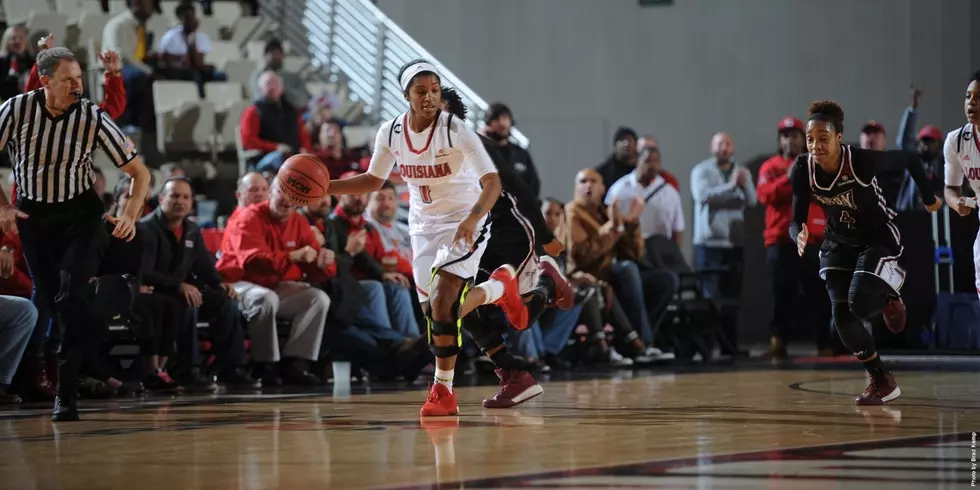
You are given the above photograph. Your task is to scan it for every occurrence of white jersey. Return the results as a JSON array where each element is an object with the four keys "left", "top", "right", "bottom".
[
  {"left": 944, "top": 123, "right": 980, "bottom": 196},
  {"left": 368, "top": 111, "right": 497, "bottom": 234}
]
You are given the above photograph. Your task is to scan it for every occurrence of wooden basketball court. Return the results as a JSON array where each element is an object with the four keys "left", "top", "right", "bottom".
[{"left": 1, "top": 360, "right": 977, "bottom": 489}]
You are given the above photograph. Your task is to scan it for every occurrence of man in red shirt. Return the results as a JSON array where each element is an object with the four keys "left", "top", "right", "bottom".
[
  {"left": 216, "top": 184, "right": 333, "bottom": 386},
  {"left": 756, "top": 117, "right": 833, "bottom": 358},
  {"left": 239, "top": 72, "right": 311, "bottom": 173}
]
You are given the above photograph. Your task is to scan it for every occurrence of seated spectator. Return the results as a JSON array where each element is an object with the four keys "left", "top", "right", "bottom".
[
  {"left": 240, "top": 71, "right": 311, "bottom": 172},
  {"left": 103, "top": 0, "right": 159, "bottom": 129},
  {"left": 606, "top": 136, "right": 685, "bottom": 249},
  {"left": 140, "top": 177, "right": 257, "bottom": 389},
  {"left": 0, "top": 25, "right": 34, "bottom": 100},
  {"left": 327, "top": 180, "right": 420, "bottom": 338},
  {"left": 540, "top": 198, "right": 655, "bottom": 366},
  {"left": 230, "top": 171, "right": 271, "bottom": 221},
  {"left": 565, "top": 169, "right": 676, "bottom": 361},
  {"left": 365, "top": 180, "right": 413, "bottom": 275},
  {"left": 311, "top": 118, "right": 358, "bottom": 177},
  {"left": 249, "top": 38, "right": 311, "bottom": 109},
  {"left": 157, "top": 2, "right": 226, "bottom": 96},
  {"left": 216, "top": 184, "right": 332, "bottom": 386},
  {"left": 0, "top": 296, "right": 36, "bottom": 404}
]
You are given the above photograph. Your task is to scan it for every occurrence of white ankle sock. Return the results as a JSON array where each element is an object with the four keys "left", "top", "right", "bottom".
[
  {"left": 476, "top": 279, "right": 506, "bottom": 305},
  {"left": 434, "top": 368, "right": 454, "bottom": 391}
]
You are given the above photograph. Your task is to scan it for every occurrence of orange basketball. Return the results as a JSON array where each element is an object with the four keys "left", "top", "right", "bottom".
[{"left": 276, "top": 154, "right": 330, "bottom": 206}]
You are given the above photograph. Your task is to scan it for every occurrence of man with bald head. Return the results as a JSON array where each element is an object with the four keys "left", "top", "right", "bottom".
[
  {"left": 239, "top": 71, "right": 312, "bottom": 172},
  {"left": 690, "top": 132, "right": 756, "bottom": 357},
  {"left": 565, "top": 169, "right": 677, "bottom": 361}
]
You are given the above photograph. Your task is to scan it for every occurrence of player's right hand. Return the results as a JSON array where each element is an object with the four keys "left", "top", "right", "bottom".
[
  {"left": 0, "top": 205, "right": 27, "bottom": 234},
  {"left": 950, "top": 197, "right": 974, "bottom": 217},
  {"left": 796, "top": 224, "right": 809, "bottom": 257},
  {"left": 924, "top": 195, "right": 943, "bottom": 213},
  {"left": 289, "top": 245, "right": 317, "bottom": 264}
]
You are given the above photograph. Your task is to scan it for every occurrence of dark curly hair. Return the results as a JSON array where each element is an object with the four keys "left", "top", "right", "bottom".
[
  {"left": 440, "top": 87, "right": 467, "bottom": 120},
  {"left": 807, "top": 100, "right": 844, "bottom": 133}
]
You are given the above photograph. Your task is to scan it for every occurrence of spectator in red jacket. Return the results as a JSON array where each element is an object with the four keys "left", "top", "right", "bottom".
[
  {"left": 756, "top": 117, "right": 833, "bottom": 358},
  {"left": 239, "top": 71, "right": 312, "bottom": 173},
  {"left": 215, "top": 184, "right": 332, "bottom": 386}
]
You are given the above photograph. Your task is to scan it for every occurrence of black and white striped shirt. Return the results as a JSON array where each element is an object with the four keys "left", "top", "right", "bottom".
[{"left": 0, "top": 90, "right": 138, "bottom": 203}]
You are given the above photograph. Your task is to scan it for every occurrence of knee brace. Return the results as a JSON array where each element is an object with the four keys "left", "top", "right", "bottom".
[
  {"left": 427, "top": 319, "right": 461, "bottom": 358},
  {"left": 848, "top": 280, "right": 888, "bottom": 322}
]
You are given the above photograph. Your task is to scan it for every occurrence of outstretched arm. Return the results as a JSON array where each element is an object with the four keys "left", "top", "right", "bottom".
[{"left": 788, "top": 157, "right": 811, "bottom": 242}]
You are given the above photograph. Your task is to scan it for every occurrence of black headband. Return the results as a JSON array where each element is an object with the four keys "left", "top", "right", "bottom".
[{"left": 808, "top": 113, "right": 842, "bottom": 132}]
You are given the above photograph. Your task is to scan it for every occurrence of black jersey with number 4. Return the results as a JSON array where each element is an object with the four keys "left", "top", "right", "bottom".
[{"left": 789, "top": 145, "right": 937, "bottom": 249}]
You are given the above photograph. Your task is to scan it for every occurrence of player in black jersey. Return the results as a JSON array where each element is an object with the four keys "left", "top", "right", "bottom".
[
  {"left": 790, "top": 100, "right": 941, "bottom": 405},
  {"left": 435, "top": 87, "right": 574, "bottom": 408}
]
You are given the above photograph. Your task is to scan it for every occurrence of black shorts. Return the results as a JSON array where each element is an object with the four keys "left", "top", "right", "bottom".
[
  {"left": 476, "top": 226, "right": 536, "bottom": 287},
  {"left": 818, "top": 240, "right": 905, "bottom": 294}
]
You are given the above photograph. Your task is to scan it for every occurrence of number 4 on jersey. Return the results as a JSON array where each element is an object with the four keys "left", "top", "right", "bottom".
[
  {"left": 840, "top": 210, "right": 856, "bottom": 228},
  {"left": 420, "top": 185, "right": 432, "bottom": 203}
]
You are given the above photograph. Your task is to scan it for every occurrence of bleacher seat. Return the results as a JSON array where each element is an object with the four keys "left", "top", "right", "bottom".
[
  {"left": 230, "top": 17, "right": 266, "bottom": 48},
  {"left": 204, "top": 81, "right": 244, "bottom": 110},
  {"left": 208, "top": 41, "right": 243, "bottom": 69},
  {"left": 215, "top": 99, "right": 250, "bottom": 155},
  {"left": 153, "top": 81, "right": 216, "bottom": 154},
  {"left": 55, "top": 0, "right": 87, "bottom": 25},
  {"left": 223, "top": 59, "right": 258, "bottom": 97},
  {"left": 3, "top": 0, "right": 51, "bottom": 24},
  {"left": 27, "top": 12, "right": 68, "bottom": 49}
]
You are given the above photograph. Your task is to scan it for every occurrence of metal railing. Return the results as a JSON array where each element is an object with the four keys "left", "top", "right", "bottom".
[{"left": 265, "top": 0, "right": 530, "bottom": 148}]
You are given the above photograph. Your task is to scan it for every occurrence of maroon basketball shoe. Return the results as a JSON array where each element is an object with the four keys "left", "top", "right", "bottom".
[
  {"left": 539, "top": 256, "right": 574, "bottom": 310},
  {"left": 483, "top": 369, "right": 544, "bottom": 408},
  {"left": 490, "top": 265, "right": 529, "bottom": 330},
  {"left": 855, "top": 372, "right": 901, "bottom": 405},
  {"left": 882, "top": 297, "right": 906, "bottom": 333}
]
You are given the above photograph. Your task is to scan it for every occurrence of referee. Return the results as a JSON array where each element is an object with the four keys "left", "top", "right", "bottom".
[{"left": 0, "top": 47, "right": 150, "bottom": 421}]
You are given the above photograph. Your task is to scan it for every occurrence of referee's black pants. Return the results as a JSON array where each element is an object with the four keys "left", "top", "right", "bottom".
[{"left": 16, "top": 190, "right": 109, "bottom": 397}]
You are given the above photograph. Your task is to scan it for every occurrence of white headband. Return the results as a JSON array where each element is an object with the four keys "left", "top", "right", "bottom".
[{"left": 400, "top": 61, "right": 439, "bottom": 92}]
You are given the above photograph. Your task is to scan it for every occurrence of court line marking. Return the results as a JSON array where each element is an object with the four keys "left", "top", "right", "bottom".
[{"left": 378, "top": 431, "right": 975, "bottom": 489}]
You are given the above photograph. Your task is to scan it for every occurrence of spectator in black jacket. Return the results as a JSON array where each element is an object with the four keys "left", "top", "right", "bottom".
[
  {"left": 481, "top": 103, "right": 541, "bottom": 199},
  {"left": 139, "top": 177, "right": 257, "bottom": 388}
]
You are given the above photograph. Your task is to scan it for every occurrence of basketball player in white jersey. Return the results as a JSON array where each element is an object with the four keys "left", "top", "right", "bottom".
[
  {"left": 326, "top": 59, "right": 535, "bottom": 417},
  {"left": 943, "top": 70, "right": 980, "bottom": 298}
]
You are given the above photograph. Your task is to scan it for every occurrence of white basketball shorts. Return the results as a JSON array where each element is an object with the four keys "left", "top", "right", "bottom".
[{"left": 410, "top": 218, "right": 491, "bottom": 303}]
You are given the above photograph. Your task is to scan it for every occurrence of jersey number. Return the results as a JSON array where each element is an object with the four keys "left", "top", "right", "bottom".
[
  {"left": 420, "top": 185, "right": 432, "bottom": 204},
  {"left": 840, "top": 210, "right": 856, "bottom": 229}
]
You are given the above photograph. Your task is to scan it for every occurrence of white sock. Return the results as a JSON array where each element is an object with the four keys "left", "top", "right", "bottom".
[
  {"left": 476, "top": 279, "right": 506, "bottom": 305},
  {"left": 434, "top": 368, "right": 454, "bottom": 391}
]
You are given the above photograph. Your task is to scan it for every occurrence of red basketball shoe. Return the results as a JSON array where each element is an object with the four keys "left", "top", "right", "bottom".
[
  {"left": 490, "top": 265, "right": 529, "bottom": 330},
  {"left": 420, "top": 383, "right": 459, "bottom": 417},
  {"left": 882, "top": 297, "right": 906, "bottom": 333},
  {"left": 483, "top": 369, "right": 543, "bottom": 409},
  {"left": 855, "top": 372, "right": 901, "bottom": 405},
  {"left": 539, "top": 256, "right": 574, "bottom": 310}
]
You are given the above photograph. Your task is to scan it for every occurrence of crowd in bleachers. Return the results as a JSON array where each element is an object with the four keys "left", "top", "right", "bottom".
[{"left": 0, "top": 0, "right": 974, "bottom": 407}]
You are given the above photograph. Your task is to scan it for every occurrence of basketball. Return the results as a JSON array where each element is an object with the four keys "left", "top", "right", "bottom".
[{"left": 276, "top": 154, "right": 330, "bottom": 206}]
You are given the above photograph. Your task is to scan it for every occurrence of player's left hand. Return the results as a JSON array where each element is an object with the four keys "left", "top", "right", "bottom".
[
  {"left": 542, "top": 239, "right": 564, "bottom": 257},
  {"left": 106, "top": 214, "right": 137, "bottom": 241},
  {"left": 452, "top": 216, "right": 479, "bottom": 249},
  {"left": 924, "top": 195, "right": 943, "bottom": 213}
]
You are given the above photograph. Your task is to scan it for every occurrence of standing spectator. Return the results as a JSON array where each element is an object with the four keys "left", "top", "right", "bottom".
[
  {"left": 103, "top": 0, "right": 159, "bottom": 129},
  {"left": 605, "top": 136, "right": 685, "bottom": 248},
  {"left": 859, "top": 121, "right": 887, "bottom": 151},
  {"left": 139, "top": 177, "right": 257, "bottom": 388},
  {"left": 690, "top": 132, "right": 755, "bottom": 356},
  {"left": 637, "top": 136, "right": 680, "bottom": 191},
  {"left": 894, "top": 87, "right": 946, "bottom": 209},
  {"left": 0, "top": 25, "right": 34, "bottom": 100},
  {"left": 249, "top": 38, "right": 310, "bottom": 109},
  {"left": 481, "top": 103, "right": 541, "bottom": 199},
  {"left": 0, "top": 296, "right": 36, "bottom": 404},
  {"left": 595, "top": 127, "right": 639, "bottom": 199},
  {"left": 756, "top": 117, "right": 833, "bottom": 358},
  {"left": 216, "top": 184, "right": 331, "bottom": 386},
  {"left": 157, "top": 2, "right": 226, "bottom": 95},
  {"left": 239, "top": 71, "right": 311, "bottom": 172}
]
